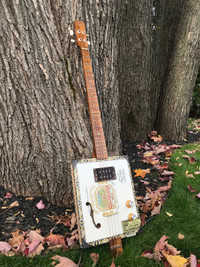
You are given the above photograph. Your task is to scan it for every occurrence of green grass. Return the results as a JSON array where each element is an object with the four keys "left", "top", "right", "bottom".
[{"left": 1, "top": 143, "right": 200, "bottom": 266}]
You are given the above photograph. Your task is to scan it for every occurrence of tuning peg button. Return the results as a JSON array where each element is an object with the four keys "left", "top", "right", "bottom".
[
  {"left": 128, "top": 213, "right": 136, "bottom": 221},
  {"left": 69, "top": 30, "right": 74, "bottom": 36},
  {"left": 126, "top": 200, "right": 134, "bottom": 208},
  {"left": 70, "top": 39, "right": 75, "bottom": 43},
  {"left": 87, "top": 41, "right": 91, "bottom": 45}
]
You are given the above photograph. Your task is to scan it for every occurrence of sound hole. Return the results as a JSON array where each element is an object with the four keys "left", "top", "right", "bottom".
[
  {"left": 93, "top": 166, "right": 116, "bottom": 182},
  {"left": 86, "top": 202, "right": 101, "bottom": 229}
]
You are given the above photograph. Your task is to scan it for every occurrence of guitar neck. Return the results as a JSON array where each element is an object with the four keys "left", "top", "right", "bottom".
[{"left": 75, "top": 21, "right": 108, "bottom": 160}]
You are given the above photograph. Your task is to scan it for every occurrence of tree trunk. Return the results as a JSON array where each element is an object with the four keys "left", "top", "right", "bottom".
[
  {"left": 118, "top": 0, "right": 155, "bottom": 141},
  {"left": 0, "top": 0, "right": 121, "bottom": 205},
  {"left": 155, "top": 0, "right": 200, "bottom": 140}
]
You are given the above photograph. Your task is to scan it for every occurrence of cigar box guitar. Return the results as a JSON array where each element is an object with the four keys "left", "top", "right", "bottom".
[{"left": 71, "top": 21, "right": 141, "bottom": 255}]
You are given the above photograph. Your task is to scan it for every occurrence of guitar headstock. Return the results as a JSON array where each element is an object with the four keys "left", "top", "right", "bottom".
[{"left": 74, "top": 21, "right": 88, "bottom": 49}]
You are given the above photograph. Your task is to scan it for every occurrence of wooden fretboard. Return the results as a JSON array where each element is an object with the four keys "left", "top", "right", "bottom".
[{"left": 74, "top": 21, "right": 108, "bottom": 160}]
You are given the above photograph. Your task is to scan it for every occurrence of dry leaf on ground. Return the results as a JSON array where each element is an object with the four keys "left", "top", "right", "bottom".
[
  {"left": 0, "top": 241, "right": 12, "bottom": 253},
  {"left": 161, "top": 250, "right": 188, "bottom": 267},
  {"left": 9, "top": 229, "right": 24, "bottom": 248},
  {"left": 36, "top": 200, "right": 45, "bottom": 209},
  {"left": 51, "top": 255, "right": 77, "bottom": 267},
  {"left": 45, "top": 234, "right": 68, "bottom": 250},
  {"left": 134, "top": 168, "right": 150, "bottom": 178},
  {"left": 178, "top": 233, "right": 185, "bottom": 240},
  {"left": 70, "top": 213, "right": 76, "bottom": 230},
  {"left": 28, "top": 230, "right": 44, "bottom": 242},
  {"left": 90, "top": 253, "right": 99, "bottom": 266}
]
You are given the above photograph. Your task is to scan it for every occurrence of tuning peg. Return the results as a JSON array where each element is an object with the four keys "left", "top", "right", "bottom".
[
  {"left": 87, "top": 41, "right": 91, "bottom": 45},
  {"left": 69, "top": 30, "right": 74, "bottom": 36},
  {"left": 71, "top": 39, "right": 75, "bottom": 43}
]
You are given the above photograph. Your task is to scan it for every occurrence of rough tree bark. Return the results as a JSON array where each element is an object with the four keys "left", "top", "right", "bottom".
[
  {"left": 155, "top": 0, "right": 200, "bottom": 140},
  {"left": 118, "top": 0, "right": 155, "bottom": 141},
  {"left": 0, "top": 0, "right": 121, "bottom": 205}
]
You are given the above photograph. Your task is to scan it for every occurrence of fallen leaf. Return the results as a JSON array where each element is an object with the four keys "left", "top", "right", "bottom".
[
  {"left": 156, "top": 180, "right": 172, "bottom": 194},
  {"left": 166, "top": 211, "right": 173, "bottom": 217},
  {"left": 154, "top": 235, "right": 170, "bottom": 253},
  {"left": 25, "top": 197, "right": 34, "bottom": 201},
  {"left": 141, "top": 214, "right": 147, "bottom": 226},
  {"left": 161, "top": 170, "right": 174, "bottom": 176},
  {"left": 186, "top": 174, "right": 195, "bottom": 178},
  {"left": 196, "top": 192, "right": 200, "bottom": 198},
  {"left": 28, "top": 230, "right": 44, "bottom": 243},
  {"left": 141, "top": 250, "right": 155, "bottom": 259},
  {"left": 90, "top": 253, "right": 99, "bottom": 266},
  {"left": 70, "top": 213, "right": 76, "bottom": 230},
  {"left": 66, "top": 238, "right": 75, "bottom": 247},
  {"left": 0, "top": 242, "right": 12, "bottom": 253},
  {"left": 178, "top": 233, "right": 185, "bottom": 240},
  {"left": 184, "top": 150, "right": 194, "bottom": 154},
  {"left": 151, "top": 202, "right": 162, "bottom": 216},
  {"left": 36, "top": 200, "right": 45, "bottom": 209},
  {"left": 28, "top": 243, "right": 44, "bottom": 257},
  {"left": 4, "top": 192, "right": 13, "bottom": 199},
  {"left": 134, "top": 168, "right": 150, "bottom": 178},
  {"left": 187, "top": 185, "right": 197, "bottom": 193},
  {"left": 51, "top": 255, "right": 77, "bottom": 267},
  {"left": 9, "top": 230, "right": 24, "bottom": 248},
  {"left": 161, "top": 250, "right": 188, "bottom": 267},
  {"left": 45, "top": 234, "right": 68, "bottom": 249},
  {"left": 165, "top": 241, "right": 181, "bottom": 255},
  {"left": 189, "top": 254, "right": 197, "bottom": 267}
]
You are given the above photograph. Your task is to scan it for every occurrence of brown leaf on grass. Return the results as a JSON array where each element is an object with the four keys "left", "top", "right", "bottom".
[
  {"left": 151, "top": 202, "right": 162, "bottom": 216},
  {"left": 178, "top": 233, "right": 185, "bottom": 240},
  {"left": 45, "top": 234, "right": 68, "bottom": 250},
  {"left": 154, "top": 235, "right": 170, "bottom": 253},
  {"left": 90, "top": 253, "right": 99, "bottom": 266},
  {"left": 189, "top": 254, "right": 197, "bottom": 267},
  {"left": 141, "top": 250, "right": 155, "bottom": 258},
  {"left": 9, "top": 229, "right": 24, "bottom": 248},
  {"left": 141, "top": 214, "right": 147, "bottom": 226},
  {"left": 47, "top": 244, "right": 63, "bottom": 251},
  {"left": 27, "top": 241, "right": 44, "bottom": 257},
  {"left": 134, "top": 168, "right": 150, "bottom": 178},
  {"left": 187, "top": 185, "right": 197, "bottom": 193},
  {"left": 182, "top": 155, "right": 196, "bottom": 164},
  {"left": 186, "top": 173, "right": 195, "bottom": 178},
  {"left": 161, "top": 250, "right": 188, "bottom": 267},
  {"left": 51, "top": 255, "right": 77, "bottom": 267},
  {"left": 196, "top": 192, "right": 200, "bottom": 198},
  {"left": 165, "top": 241, "right": 181, "bottom": 255},
  {"left": 109, "top": 258, "right": 120, "bottom": 267}
]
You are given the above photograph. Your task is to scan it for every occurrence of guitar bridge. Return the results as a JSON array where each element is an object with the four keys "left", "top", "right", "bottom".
[{"left": 93, "top": 166, "right": 116, "bottom": 182}]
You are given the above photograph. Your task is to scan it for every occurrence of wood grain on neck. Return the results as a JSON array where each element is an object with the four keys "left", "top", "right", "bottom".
[{"left": 74, "top": 21, "right": 108, "bottom": 160}]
